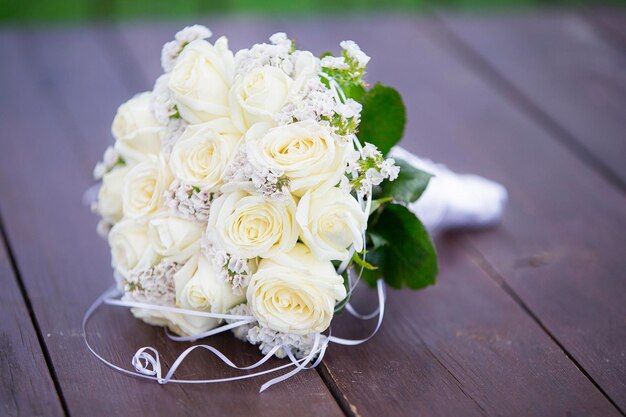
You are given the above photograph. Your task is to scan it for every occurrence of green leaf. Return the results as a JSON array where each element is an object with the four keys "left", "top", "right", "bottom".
[
  {"left": 367, "top": 231, "right": 387, "bottom": 251},
  {"left": 170, "top": 105, "right": 181, "bottom": 119},
  {"left": 340, "top": 81, "right": 366, "bottom": 102},
  {"left": 357, "top": 84, "right": 406, "bottom": 155},
  {"left": 369, "top": 197, "right": 392, "bottom": 214},
  {"left": 352, "top": 251, "right": 378, "bottom": 271},
  {"left": 379, "top": 158, "right": 432, "bottom": 203},
  {"left": 362, "top": 204, "right": 438, "bottom": 289}
]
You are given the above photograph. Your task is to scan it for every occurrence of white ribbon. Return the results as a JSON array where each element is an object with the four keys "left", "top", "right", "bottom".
[
  {"left": 83, "top": 70, "right": 387, "bottom": 391},
  {"left": 83, "top": 277, "right": 386, "bottom": 392},
  {"left": 329, "top": 279, "right": 386, "bottom": 346},
  {"left": 104, "top": 296, "right": 255, "bottom": 321}
]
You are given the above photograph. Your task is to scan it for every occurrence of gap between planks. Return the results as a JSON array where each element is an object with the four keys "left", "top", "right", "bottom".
[
  {"left": 89, "top": 26, "right": 352, "bottom": 416},
  {"left": 95, "top": 17, "right": 624, "bottom": 416},
  {"left": 93, "top": 24, "right": 377, "bottom": 416},
  {"left": 461, "top": 235, "right": 626, "bottom": 416},
  {"left": 0, "top": 209, "right": 70, "bottom": 417},
  {"left": 425, "top": 15, "right": 626, "bottom": 416},
  {"left": 582, "top": 8, "right": 626, "bottom": 51},
  {"left": 430, "top": 13, "right": 626, "bottom": 196}
]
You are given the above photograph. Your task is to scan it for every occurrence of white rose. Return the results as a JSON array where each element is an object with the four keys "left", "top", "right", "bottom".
[
  {"left": 169, "top": 118, "right": 241, "bottom": 190},
  {"left": 247, "top": 243, "right": 346, "bottom": 335},
  {"left": 172, "top": 255, "right": 245, "bottom": 336},
  {"left": 245, "top": 120, "right": 348, "bottom": 196},
  {"left": 207, "top": 190, "right": 298, "bottom": 259},
  {"left": 147, "top": 213, "right": 203, "bottom": 262},
  {"left": 296, "top": 188, "right": 366, "bottom": 261},
  {"left": 112, "top": 92, "right": 163, "bottom": 164},
  {"left": 291, "top": 50, "right": 319, "bottom": 92},
  {"left": 97, "top": 165, "right": 131, "bottom": 223},
  {"left": 108, "top": 218, "right": 155, "bottom": 279},
  {"left": 129, "top": 308, "right": 172, "bottom": 330},
  {"left": 122, "top": 155, "right": 172, "bottom": 218},
  {"left": 168, "top": 38, "right": 234, "bottom": 124},
  {"left": 229, "top": 66, "right": 292, "bottom": 131}
]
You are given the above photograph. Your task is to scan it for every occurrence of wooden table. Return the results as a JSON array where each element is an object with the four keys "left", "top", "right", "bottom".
[{"left": 1, "top": 10, "right": 625, "bottom": 417}]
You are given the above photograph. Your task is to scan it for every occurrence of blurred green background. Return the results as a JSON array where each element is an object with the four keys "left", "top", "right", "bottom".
[{"left": 0, "top": 0, "right": 622, "bottom": 23}]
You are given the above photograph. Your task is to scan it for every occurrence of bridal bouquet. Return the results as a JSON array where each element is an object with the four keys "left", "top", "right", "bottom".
[{"left": 88, "top": 24, "right": 437, "bottom": 389}]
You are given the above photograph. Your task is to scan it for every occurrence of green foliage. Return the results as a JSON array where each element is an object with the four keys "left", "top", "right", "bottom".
[
  {"left": 378, "top": 158, "right": 432, "bottom": 203},
  {"left": 357, "top": 84, "right": 406, "bottom": 155},
  {"left": 352, "top": 251, "right": 378, "bottom": 270},
  {"left": 340, "top": 81, "right": 366, "bottom": 102},
  {"left": 170, "top": 105, "right": 181, "bottom": 119},
  {"left": 369, "top": 197, "right": 393, "bottom": 214},
  {"left": 363, "top": 203, "right": 438, "bottom": 290},
  {"left": 0, "top": 0, "right": 605, "bottom": 23}
]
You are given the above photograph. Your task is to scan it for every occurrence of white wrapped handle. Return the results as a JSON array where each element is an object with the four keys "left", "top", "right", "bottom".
[{"left": 391, "top": 147, "right": 508, "bottom": 233}]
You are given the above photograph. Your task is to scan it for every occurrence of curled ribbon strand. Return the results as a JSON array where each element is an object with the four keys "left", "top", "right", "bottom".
[
  {"left": 82, "top": 70, "right": 384, "bottom": 391},
  {"left": 83, "top": 278, "right": 385, "bottom": 391}
]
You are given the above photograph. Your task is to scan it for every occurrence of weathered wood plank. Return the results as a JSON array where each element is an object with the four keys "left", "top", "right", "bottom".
[
  {"left": 440, "top": 12, "right": 626, "bottom": 191},
  {"left": 0, "top": 212, "right": 65, "bottom": 416},
  {"left": 0, "top": 29, "right": 344, "bottom": 417},
  {"left": 414, "top": 16, "right": 626, "bottom": 412},
  {"left": 424, "top": 15, "right": 626, "bottom": 411},
  {"left": 117, "top": 19, "right": 288, "bottom": 85},
  {"left": 586, "top": 9, "right": 626, "bottom": 46},
  {"left": 279, "top": 16, "right": 626, "bottom": 416}
]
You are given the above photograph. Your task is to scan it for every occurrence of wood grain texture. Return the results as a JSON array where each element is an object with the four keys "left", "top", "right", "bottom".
[
  {"left": 117, "top": 18, "right": 289, "bottom": 85},
  {"left": 586, "top": 9, "right": 626, "bottom": 46},
  {"left": 0, "top": 215, "right": 65, "bottom": 416},
  {"left": 385, "top": 17, "right": 626, "bottom": 413},
  {"left": 281, "top": 17, "right": 623, "bottom": 417},
  {"left": 0, "top": 29, "right": 344, "bottom": 417},
  {"left": 322, "top": 235, "right": 622, "bottom": 417},
  {"left": 440, "top": 12, "right": 626, "bottom": 190},
  {"left": 2, "top": 13, "right": 625, "bottom": 417}
]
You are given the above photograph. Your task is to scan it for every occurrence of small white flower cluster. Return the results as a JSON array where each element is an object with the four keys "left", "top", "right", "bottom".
[
  {"left": 223, "top": 150, "right": 290, "bottom": 200},
  {"left": 335, "top": 98, "right": 362, "bottom": 120},
  {"left": 227, "top": 304, "right": 326, "bottom": 359},
  {"left": 91, "top": 24, "right": 402, "bottom": 363},
  {"left": 161, "top": 25, "right": 212, "bottom": 72},
  {"left": 161, "top": 118, "right": 187, "bottom": 156},
  {"left": 344, "top": 143, "right": 400, "bottom": 197},
  {"left": 154, "top": 26, "right": 209, "bottom": 155},
  {"left": 165, "top": 180, "right": 215, "bottom": 222},
  {"left": 222, "top": 149, "right": 254, "bottom": 182},
  {"left": 247, "top": 326, "right": 327, "bottom": 359},
  {"left": 331, "top": 98, "right": 363, "bottom": 139},
  {"left": 251, "top": 167, "right": 290, "bottom": 200},
  {"left": 340, "top": 40, "right": 371, "bottom": 68},
  {"left": 277, "top": 42, "right": 368, "bottom": 140},
  {"left": 123, "top": 261, "right": 181, "bottom": 306},
  {"left": 93, "top": 146, "right": 123, "bottom": 180},
  {"left": 152, "top": 75, "right": 188, "bottom": 157},
  {"left": 319, "top": 56, "right": 349, "bottom": 70},
  {"left": 234, "top": 32, "right": 294, "bottom": 77},
  {"left": 202, "top": 239, "right": 252, "bottom": 296},
  {"left": 275, "top": 77, "right": 336, "bottom": 125},
  {"left": 227, "top": 304, "right": 255, "bottom": 340},
  {"left": 152, "top": 74, "right": 187, "bottom": 155},
  {"left": 320, "top": 40, "right": 370, "bottom": 79},
  {"left": 152, "top": 74, "right": 176, "bottom": 125}
]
